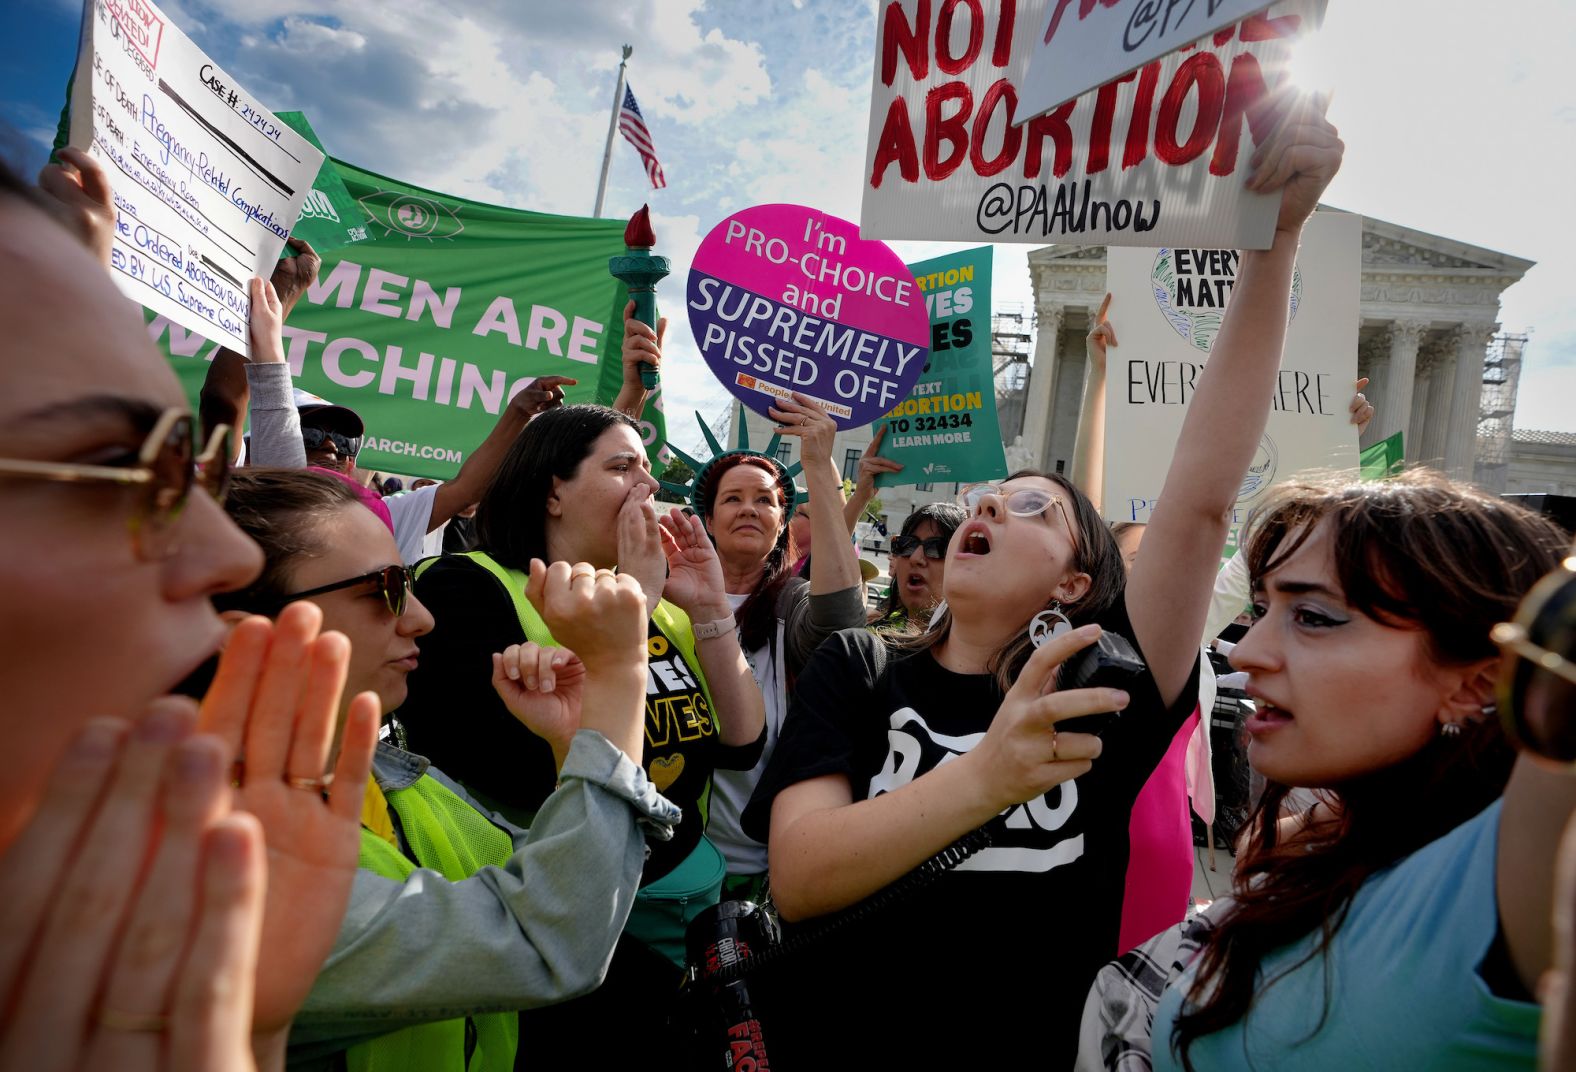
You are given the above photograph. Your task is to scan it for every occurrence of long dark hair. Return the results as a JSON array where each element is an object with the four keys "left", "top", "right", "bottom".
[
  {"left": 893, "top": 470, "right": 1125, "bottom": 693},
  {"left": 870, "top": 502, "right": 968, "bottom": 626},
  {"left": 697, "top": 453, "right": 797, "bottom": 652},
  {"left": 474, "top": 404, "right": 639, "bottom": 570},
  {"left": 213, "top": 468, "right": 365, "bottom": 610},
  {"left": 1172, "top": 473, "right": 1569, "bottom": 1069}
]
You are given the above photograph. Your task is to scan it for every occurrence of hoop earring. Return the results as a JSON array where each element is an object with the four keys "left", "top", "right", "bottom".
[{"left": 1029, "top": 603, "right": 1074, "bottom": 649}]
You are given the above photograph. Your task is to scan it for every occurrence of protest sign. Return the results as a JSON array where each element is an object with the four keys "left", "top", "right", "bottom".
[
  {"left": 860, "top": 0, "right": 1324, "bottom": 250},
  {"left": 275, "top": 111, "right": 372, "bottom": 254},
  {"left": 150, "top": 158, "right": 664, "bottom": 480},
  {"left": 1018, "top": 0, "right": 1280, "bottom": 121},
  {"left": 687, "top": 204, "right": 930, "bottom": 430},
  {"left": 67, "top": 0, "right": 323, "bottom": 354},
  {"left": 870, "top": 247, "right": 1007, "bottom": 488},
  {"left": 1101, "top": 210, "right": 1360, "bottom": 549}
]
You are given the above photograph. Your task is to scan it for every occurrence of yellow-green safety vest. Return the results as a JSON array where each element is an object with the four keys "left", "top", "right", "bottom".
[{"left": 349, "top": 774, "right": 518, "bottom": 1072}]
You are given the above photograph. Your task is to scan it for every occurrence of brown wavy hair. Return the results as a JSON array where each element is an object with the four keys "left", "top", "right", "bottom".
[
  {"left": 1171, "top": 472, "right": 1568, "bottom": 1070},
  {"left": 892, "top": 469, "right": 1125, "bottom": 694},
  {"left": 696, "top": 453, "right": 798, "bottom": 652}
]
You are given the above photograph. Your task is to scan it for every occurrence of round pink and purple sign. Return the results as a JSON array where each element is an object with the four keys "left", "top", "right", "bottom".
[{"left": 687, "top": 204, "right": 930, "bottom": 430}]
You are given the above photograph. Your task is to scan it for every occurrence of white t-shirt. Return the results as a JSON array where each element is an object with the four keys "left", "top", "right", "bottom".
[
  {"left": 705, "top": 591, "right": 787, "bottom": 875},
  {"left": 383, "top": 485, "right": 440, "bottom": 565}
]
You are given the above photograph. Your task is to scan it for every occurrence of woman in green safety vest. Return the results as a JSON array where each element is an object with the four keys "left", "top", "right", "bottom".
[
  {"left": 398, "top": 403, "right": 767, "bottom": 1064},
  {"left": 214, "top": 467, "right": 678, "bottom": 1072}
]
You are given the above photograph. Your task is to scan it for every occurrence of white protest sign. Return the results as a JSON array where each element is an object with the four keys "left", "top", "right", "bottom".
[
  {"left": 1018, "top": 0, "right": 1280, "bottom": 121},
  {"left": 1102, "top": 210, "right": 1359, "bottom": 548},
  {"left": 860, "top": 0, "right": 1324, "bottom": 250},
  {"left": 68, "top": 0, "right": 323, "bottom": 354}
]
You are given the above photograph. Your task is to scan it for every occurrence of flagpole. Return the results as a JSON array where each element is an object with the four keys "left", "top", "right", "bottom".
[{"left": 593, "top": 45, "right": 632, "bottom": 219}]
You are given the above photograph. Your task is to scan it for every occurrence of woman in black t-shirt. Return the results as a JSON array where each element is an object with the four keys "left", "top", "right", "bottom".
[{"left": 742, "top": 110, "right": 1346, "bottom": 1070}]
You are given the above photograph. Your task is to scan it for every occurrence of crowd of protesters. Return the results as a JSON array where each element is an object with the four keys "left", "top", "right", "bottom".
[{"left": 3, "top": 100, "right": 1576, "bottom": 1072}]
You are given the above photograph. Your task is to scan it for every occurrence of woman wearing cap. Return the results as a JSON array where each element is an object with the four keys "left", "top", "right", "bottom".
[
  {"left": 669, "top": 395, "right": 868, "bottom": 893},
  {"left": 397, "top": 397, "right": 765, "bottom": 1061}
]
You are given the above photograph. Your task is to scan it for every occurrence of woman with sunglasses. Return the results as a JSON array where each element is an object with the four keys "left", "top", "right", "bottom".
[
  {"left": 0, "top": 154, "right": 384, "bottom": 1070},
  {"left": 867, "top": 503, "right": 968, "bottom": 629},
  {"left": 738, "top": 110, "right": 1345, "bottom": 1070},
  {"left": 214, "top": 468, "right": 676, "bottom": 1071}
]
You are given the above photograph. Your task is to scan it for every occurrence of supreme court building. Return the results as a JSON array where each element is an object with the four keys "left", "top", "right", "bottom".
[{"left": 1019, "top": 214, "right": 1535, "bottom": 484}]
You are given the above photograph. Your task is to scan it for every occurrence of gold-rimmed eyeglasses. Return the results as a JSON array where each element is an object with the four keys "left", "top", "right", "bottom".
[
  {"left": 1493, "top": 556, "right": 1576, "bottom": 764},
  {"left": 0, "top": 408, "right": 232, "bottom": 560}
]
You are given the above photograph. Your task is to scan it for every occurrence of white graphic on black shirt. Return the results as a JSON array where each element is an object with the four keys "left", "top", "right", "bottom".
[{"left": 868, "top": 708, "right": 1085, "bottom": 874}]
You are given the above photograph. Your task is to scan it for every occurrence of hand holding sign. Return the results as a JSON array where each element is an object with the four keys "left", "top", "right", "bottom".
[
  {"left": 768, "top": 393, "right": 839, "bottom": 470},
  {"left": 38, "top": 147, "right": 115, "bottom": 268},
  {"left": 1248, "top": 93, "right": 1344, "bottom": 235}
]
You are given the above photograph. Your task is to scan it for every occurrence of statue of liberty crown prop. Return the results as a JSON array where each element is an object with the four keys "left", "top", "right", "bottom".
[{"left": 659, "top": 412, "right": 807, "bottom": 522}]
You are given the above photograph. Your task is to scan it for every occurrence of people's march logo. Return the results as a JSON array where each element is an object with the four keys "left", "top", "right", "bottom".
[
  {"left": 358, "top": 190, "right": 465, "bottom": 241},
  {"left": 1151, "top": 247, "right": 1301, "bottom": 353}
]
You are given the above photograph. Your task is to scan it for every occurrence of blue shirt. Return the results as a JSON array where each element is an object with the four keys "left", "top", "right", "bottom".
[{"left": 1153, "top": 800, "right": 1540, "bottom": 1072}]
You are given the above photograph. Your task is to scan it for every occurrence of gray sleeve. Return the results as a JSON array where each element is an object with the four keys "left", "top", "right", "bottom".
[
  {"left": 290, "top": 730, "right": 680, "bottom": 1052},
  {"left": 244, "top": 363, "right": 307, "bottom": 468},
  {"left": 783, "top": 583, "right": 867, "bottom": 678}
]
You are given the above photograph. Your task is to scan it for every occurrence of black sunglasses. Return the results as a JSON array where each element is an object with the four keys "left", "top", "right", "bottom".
[
  {"left": 301, "top": 427, "right": 362, "bottom": 458},
  {"left": 891, "top": 534, "right": 948, "bottom": 560},
  {"left": 263, "top": 564, "right": 413, "bottom": 618}
]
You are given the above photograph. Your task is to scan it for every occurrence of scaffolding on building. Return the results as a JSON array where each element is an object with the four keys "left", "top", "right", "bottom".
[
  {"left": 1473, "top": 332, "right": 1526, "bottom": 493},
  {"left": 992, "top": 302, "right": 1033, "bottom": 444}
]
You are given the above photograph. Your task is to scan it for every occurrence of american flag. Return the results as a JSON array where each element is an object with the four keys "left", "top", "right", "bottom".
[{"left": 619, "top": 85, "right": 666, "bottom": 190}]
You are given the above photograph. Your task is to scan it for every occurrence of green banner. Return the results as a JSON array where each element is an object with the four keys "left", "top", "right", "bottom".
[
  {"left": 151, "top": 158, "right": 667, "bottom": 478},
  {"left": 274, "top": 112, "right": 372, "bottom": 254},
  {"left": 1360, "top": 430, "right": 1404, "bottom": 480},
  {"left": 870, "top": 247, "right": 1007, "bottom": 488}
]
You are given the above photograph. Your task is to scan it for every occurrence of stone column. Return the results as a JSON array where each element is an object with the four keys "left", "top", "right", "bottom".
[
  {"left": 1374, "top": 320, "right": 1426, "bottom": 453},
  {"left": 1418, "top": 343, "right": 1455, "bottom": 468},
  {"left": 1019, "top": 302, "right": 1066, "bottom": 470},
  {"left": 1443, "top": 322, "right": 1497, "bottom": 481}
]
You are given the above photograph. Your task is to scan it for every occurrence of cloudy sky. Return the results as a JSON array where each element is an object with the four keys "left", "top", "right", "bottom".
[{"left": 6, "top": 0, "right": 1575, "bottom": 448}]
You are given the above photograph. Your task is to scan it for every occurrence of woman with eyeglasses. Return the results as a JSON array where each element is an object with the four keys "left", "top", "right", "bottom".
[
  {"left": 213, "top": 468, "right": 676, "bottom": 1071},
  {"left": 736, "top": 109, "right": 1345, "bottom": 1070},
  {"left": 867, "top": 502, "right": 968, "bottom": 629},
  {"left": 0, "top": 153, "right": 381, "bottom": 1070}
]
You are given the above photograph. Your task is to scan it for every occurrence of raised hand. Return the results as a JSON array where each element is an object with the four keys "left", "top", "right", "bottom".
[
  {"left": 247, "top": 278, "right": 284, "bottom": 364},
  {"left": 1086, "top": 292, "right": 1117, "bottom": 373},
  {"left": 0, "top": 705, "right": 265, "bottom": 1072},
  {"left": 524, "top": 559, "right": 650, "bottom": 761},
  {"left": 509, "top": 375, "right": 578, "bottom": 419},
  {"left": 1348, "top": 377, "right": 1374, "bottom": 435},
  {"left": 196, "top": 603, "right": 379, "bottom": 1043},
  {"left": 615, "top": 484, "right": 667, "bottom": 610},
  {"left": 1246, "top": 92, "right": 1344, "bottom": 235},
  {"left": 657, "top": 508, "right": 731, "bottom": 617},
  {"left": 270, "top": 238, "right": 320, "bottom": 320},
  {"left": 492, "top": 641, "right": 588, "bottom": 770},
  {"left": 855, "top": 424, "right": 904, "bottom": 492},
  {"left": 768, "top": 392, "right": 839, "bottom": 469},
  {"left": 621, "top": 298, "right": 666, "bottom": 389},
  {"left": 38, "top": 146, "right": 114, "bottom": 268},
  {"left": 964, "top": 625, "right": 1128, "bottom": 813}
]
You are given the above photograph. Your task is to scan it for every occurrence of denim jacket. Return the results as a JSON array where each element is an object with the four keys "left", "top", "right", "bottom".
[{"left": 286, "top": 730, "right": 680, "bottom": 1067}]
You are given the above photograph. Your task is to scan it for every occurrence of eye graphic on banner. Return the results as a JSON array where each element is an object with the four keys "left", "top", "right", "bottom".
[
  {"left": 359, "top": 190, "right": 466, "bottom": 241},
  {"left": 1151, "top": 247, "right": 1301, "bottom": 353},
  {"left": 1238, "top": 435, "right": 1279, "bottom": 502}
]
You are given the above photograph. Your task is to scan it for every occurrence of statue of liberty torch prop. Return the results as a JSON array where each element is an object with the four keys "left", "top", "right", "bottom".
[{"left": 609, "top": 204, "right": 670, "bottom": 391}]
